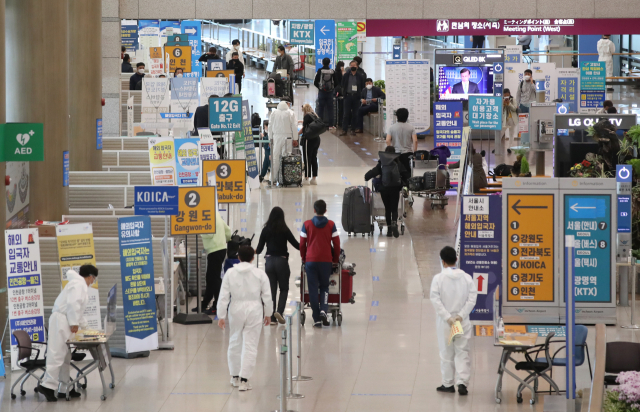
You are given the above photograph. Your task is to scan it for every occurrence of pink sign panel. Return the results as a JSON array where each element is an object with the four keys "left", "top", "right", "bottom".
[{"left": 368, "top": 19, "right": 640, "bottom": 37}]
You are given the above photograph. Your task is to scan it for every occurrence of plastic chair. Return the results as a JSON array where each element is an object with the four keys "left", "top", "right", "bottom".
[
  {"left": 514, "top": 331, "right": 560, "bottom": 404},
  {"left": 603, "top": 341, "right": 640, "bottom": 387},
  {"left": 10, "top": 330, "right": 47, "bottom": 399},
  {"left": 535, "top": 325, "right": 592, "bottom": 393}
]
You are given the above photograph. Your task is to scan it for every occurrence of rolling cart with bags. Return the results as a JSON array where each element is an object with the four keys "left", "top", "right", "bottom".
[
  {"left": 409, "top": 154, "right": 451, "bottom": 210},
  {"left": 370, "top": 178, "right": 405, "bottom": 235}
]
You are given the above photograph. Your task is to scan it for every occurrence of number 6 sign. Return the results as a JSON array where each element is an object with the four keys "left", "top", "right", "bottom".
[{"left": 208, "top": 96, "right": 242, "bottom": 131}]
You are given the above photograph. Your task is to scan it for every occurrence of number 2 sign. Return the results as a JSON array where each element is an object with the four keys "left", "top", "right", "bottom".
[
  {"left": 170, "top": 186, "right": 218, "bottom": 235},
  {"left": 208, "top": 96, "right": 242, "bottom": 132}
]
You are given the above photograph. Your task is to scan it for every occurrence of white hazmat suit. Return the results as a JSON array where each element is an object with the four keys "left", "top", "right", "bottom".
[
  {"left": 42, "top": 270, "right": 88, "bottom": 391},
  {"left": 597, "top": 37, "right": 615, "bottom": 79},
  {"left": 268, "top": 101, "right": 298, "bottom": 184},
  {"left": 217, "top": 261, "right": 272, "bottom": 379},
  {"left": 430, "top": 267, "right": 477, "bottom": 387}
]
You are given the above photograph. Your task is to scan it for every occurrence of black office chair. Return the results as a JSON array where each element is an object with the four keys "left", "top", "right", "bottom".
[
  {"left": 10, "top": 330, "right": 47, "bottom": 399},
  {"left": 604, "top": 341, "right": 640, "bottom": 387},
  {"left": 514, "top": 332, "right": 560, "bottom": 404}
]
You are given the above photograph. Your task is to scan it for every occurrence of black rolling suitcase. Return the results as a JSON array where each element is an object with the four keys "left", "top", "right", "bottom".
[
  {"left": 423, "top": 172, "right": 437, "bottom": 190},
  {"left": 342, "top": 186, "right": 372, "bottom": 236},
  {"left": 280, "top": 155, "right": 303, "bottom": 187}
]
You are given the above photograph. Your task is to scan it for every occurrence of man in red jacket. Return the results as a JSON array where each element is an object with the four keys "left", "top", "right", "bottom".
[{"left": 300, "top": 199, "right": 341, "bottom": 328}]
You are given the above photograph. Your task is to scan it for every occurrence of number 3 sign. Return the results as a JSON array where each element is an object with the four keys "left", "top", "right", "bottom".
[
  {"left": 208, "top": 96, "right": 242, "bottom": 132},
  {"left": 202, "top": 159, "right": 247, "bottom": 204}
]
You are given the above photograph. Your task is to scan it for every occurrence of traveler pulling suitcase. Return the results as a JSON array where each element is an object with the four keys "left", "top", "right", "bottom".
[
  {"left": 341, "top": 186, "right": 372, "bottom": 237},
  {"left": 279, "top": 155, "right": 303, "bottom": 187}
]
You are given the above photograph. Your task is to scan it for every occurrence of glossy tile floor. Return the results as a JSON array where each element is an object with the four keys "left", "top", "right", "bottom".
[{"left": 3, "top": 66, "right": 640, "bottom": 412}]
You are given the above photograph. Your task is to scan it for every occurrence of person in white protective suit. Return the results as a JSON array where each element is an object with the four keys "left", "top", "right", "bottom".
[
  {"left": 597, "top": 35, "right": 615, "bottom": 91},
  {"left": 430, "top": 246, "right": 477, "bottom": 396},
  {"left": 268, "top": 99, "right": 298, "bottom": 186},
  {"left": 37, "top": 264, "right": 98, "bottom": 402},
  {"left": 217, "top": 246, "right": 272, "bottom": 391}
]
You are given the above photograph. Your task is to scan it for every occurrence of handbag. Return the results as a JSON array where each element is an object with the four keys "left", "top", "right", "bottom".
[{"left": 304, "top": 114, "right": 328, "bottom": 140}]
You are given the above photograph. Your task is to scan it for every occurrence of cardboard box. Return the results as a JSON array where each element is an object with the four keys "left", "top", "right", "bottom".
[{"left": 29, "top": 224, "right": 57, "bottom": 238}]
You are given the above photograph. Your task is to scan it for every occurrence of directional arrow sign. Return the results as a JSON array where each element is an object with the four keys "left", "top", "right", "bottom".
[
  {"left": 321, "top": 26, "right": 329, "bottom": 35},
  {"left": 511, "top": 199, "right": 548, "bottom": 215},
  {"left": 570, "top": 203, "right": 595, "bottom": 213},
  {"left": 184, "top": 27, "right": 197, "bottom": 35}
]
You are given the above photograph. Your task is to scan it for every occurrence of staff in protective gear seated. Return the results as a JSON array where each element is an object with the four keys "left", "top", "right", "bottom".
[
  {"left": 430, "top": 247, "right": 477, "bottom": 396},
  {"left": 217, "top": 246, "right": 272, "bottom": 392},
  {"left": 38, "top": 264, "right": 99, "bottom": 402}
]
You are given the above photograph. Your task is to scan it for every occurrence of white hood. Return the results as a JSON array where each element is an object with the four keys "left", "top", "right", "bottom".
[
  {"left": 277, "top": 101, "right": 289, "bottom": 111},
  {"left": 216, "top": 261, "right": 272, "bottom": 319},
  {"left": 269, "top": 101, "right": 298, "bottom": 140},
  {"left": 430, "top": 267, "right": 477, "bottom": 322},
  {"left": 442, "top": 267, "right": 467, "bottom": 279}
]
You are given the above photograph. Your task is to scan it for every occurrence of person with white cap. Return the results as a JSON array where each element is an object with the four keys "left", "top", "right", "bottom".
[
  {"left": 217, "top": 246, "right": 272, "bottom": 391},
  {"left": 430, "top": 246, "right": 477, "bottom": 396},
  {"left": 38, "top": 265, "right": 98, "bottom": 401}
]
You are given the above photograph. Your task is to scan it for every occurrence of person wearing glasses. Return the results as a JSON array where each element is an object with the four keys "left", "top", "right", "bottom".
[{"left": 38, "top": 264, "right": 99, "bottom": 402}]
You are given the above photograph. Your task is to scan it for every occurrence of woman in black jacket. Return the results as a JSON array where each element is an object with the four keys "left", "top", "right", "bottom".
[
  {"left": 298, "top": 103, "right": 321, "bottom": 184},
  {"left": 364, "top": 146, "right": 410, "bottom": 238},
  {"left": 256, "top": 207, "right": 300, "bottom": 324}
]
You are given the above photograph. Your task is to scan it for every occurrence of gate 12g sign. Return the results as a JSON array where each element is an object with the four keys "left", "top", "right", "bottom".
[
  {"left": 209, "top": 96, "right": 242, "bottom": 132},
  {"left": 202, "top": 159, "right": 246, "bottom": 203},
  {"left": 170, "top": 187, "right": 217, "bottom": 235}
]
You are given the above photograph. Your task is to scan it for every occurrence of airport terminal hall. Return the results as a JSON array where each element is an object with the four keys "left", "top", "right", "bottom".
[{"left": 6, "top": 2, "right": 640, "bottom": 412}]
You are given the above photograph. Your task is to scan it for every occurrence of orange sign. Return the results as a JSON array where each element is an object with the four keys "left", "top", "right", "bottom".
[
  {"left": 170, "top": 187, "right": 217, "bottom": 235},
  {"left": 149, "top": 47, "right": 163, "bottom": 59},
  {"left": 202, "top": 160, "right": 246, "bottom": 203},
  {"left": 165, "top": 45, "right": 192, "bottom": 73},
  {"left": 506, "top": 194, "right": 554, "bottom": 302}
]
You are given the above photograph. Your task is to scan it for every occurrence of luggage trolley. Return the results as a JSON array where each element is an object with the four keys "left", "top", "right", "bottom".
[
  {"left": 370, "top": 179, "right": 406, "bottom": 235},
  {"left": 409, "top": 155, "right": 451, "bottom": 210},
  {"left": 299, "top": 250, "right": 356, "bottom": 326}
]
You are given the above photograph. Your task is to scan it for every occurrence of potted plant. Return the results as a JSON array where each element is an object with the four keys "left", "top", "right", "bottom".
[
  {"left": 604, "top": 371, "right": 640, "bottom": 412},
  {"left": 512, "top": 148, "right": 531, "bottom": 177}
]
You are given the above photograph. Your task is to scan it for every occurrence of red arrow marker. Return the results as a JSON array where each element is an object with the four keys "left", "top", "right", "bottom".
[{"left": 477, "top": 275, "right": 485, "bottom": 292}]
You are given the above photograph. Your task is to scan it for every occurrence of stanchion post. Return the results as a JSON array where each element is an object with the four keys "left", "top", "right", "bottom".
[
  {"left": 622, "top": 258, "right": 640, "bottom": 329},
  {"left": 285, "top": 315, "right": 304, "bottom": 399},
  {"left": 271, "top": 330, "right": 295, "bottom": 412},
  {"left": 292, "top": 301, "right": 312, "bottom": 381}
]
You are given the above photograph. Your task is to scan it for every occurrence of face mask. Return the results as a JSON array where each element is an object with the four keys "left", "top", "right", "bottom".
[
  {"left": 234, "top": 45, "right": 239, "bottom": 50},
  {"left": 351, "top": 67, "right": 357, "bottom": 72},
  {"left": 524, "top": 75, "right": 531, "bottom": 81},
  {"left": 366, "top": 84, "right": 372, "bottom": 89},
  {"left": 176, "top": 73, "right": 183, "bottom": 77},
  {"left": 138, "top": 68, "right": 145, "bottom": 74}
]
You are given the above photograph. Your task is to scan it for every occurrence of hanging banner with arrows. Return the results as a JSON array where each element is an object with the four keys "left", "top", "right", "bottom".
[
  {"left": 460, "top": 195, "right": 502, "bottom": 322},
  {"left": 314, "top": 20, "right": 336, "bottom": 71},
  {"left": 506, "top": 193, "right": 554, "bottom": 302}
]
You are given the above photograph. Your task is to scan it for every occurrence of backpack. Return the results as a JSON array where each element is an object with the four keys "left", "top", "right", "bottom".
[
  {"left": 304, "top": 114, "right": 328, "bottom": 140},
  {"left": 320, "top": 69, "right": 335, "bottom": 92},
  {"left": 379, "top": 152, "right": 402, "bottom": 187},
  {"left": 227, "top": 230, "right": 254, "bottom": 259},
  {"left": 494, "top": 163, "right": 513, "bottom": 177}
]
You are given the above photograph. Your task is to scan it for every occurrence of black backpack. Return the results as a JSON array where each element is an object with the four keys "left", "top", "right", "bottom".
[
  {"left": 494, "top": 163, "right": 513, "bottom": 177},
  {"left": 304, "top": 114, "right": 328, "bottom": 140},
  {"left": 227, "top": 230, "right": 254, "bottom": 259},
  {"left": 320, "top": 69, "right": 335, "bottom": 92},
  {"left": 379, "top": 152, "right": 402, "bottom": 187}
]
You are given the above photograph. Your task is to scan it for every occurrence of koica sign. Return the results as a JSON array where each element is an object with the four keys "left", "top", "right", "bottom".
[{"left": 0, "top": 123, "right": 44, "bottom": 162}]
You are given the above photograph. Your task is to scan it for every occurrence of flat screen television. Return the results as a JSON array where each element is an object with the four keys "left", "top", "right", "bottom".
[{"left": 438, "top": 66, "right": 494, "bottom": 101}]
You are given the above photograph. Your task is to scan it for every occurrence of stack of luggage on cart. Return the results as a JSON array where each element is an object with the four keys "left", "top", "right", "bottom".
[
  {"left": 300, "top": 249, "right": 356, "bottom": 326},
  {"left": 263, "top": 72, "right": 293, "bottom": 107},
  {"left": 408, "top": 147, "right": 452, "bottom": 210}
]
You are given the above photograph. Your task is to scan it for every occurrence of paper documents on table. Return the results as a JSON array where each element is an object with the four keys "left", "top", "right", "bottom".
[{"left": 448, "top": 321, "right": 463, "bottom": 345}]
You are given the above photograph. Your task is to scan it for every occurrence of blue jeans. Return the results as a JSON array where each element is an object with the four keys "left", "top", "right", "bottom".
[
  {"left": 519, "top": 104, "right": 530, "bottom": 114},
  {"left": 305, "top": 262, "right": 332, "bottom": 322},
  {"left": 260, "top": 144, "right": 270, "bottom": 178}
]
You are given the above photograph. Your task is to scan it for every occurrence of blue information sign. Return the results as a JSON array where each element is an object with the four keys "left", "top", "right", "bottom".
[
  {"left": 62, "top": 151, "right": 69, "bottom": 187},
  {"left": 617, "top": 164, "right": 633, "bottom": 183},
  {"left": 564, "top": 194, "right": 611, "bottom": 302},
  {"left": 134, "top": 186, "right": 179, "bottom": 215},
  {"left": 580, "top": 90, "right": 605, "bottom": 111},
  {"left": 174, "top": 138, "right": 200, "bottom": 186},
  {"left": 181, "top": 20, "right": 202, "bottom": 77},
  {"left": 314, "top": 20, "right": 335, "bottom": 71},
  {"left": 290, "top": 21, "right": 314, "bottom": 46},
  {"left": 434, "top": 101, "right": 463, "bottom": 169},
  {"left": 96, "top": 118, "right": 103, "bottom": 150},
  {"left": 209, "top": 96, "right": 242, "bottom": 131},
  {"left": 241, "top": 100, "right": 260, "bottom": 182},
  {"left": 618, "top": 195, "right": 631, "bottom": 233},
  {"left": 460, "top": 195, "right": 502, "bottom": 321},
  {"left": 392, "top": 45, "right": 401, "bottom": 59},
  {"left": 118, "top": 216, "right": 158, "bottom": 344},
  {"left": 121, "top": 21, "right": 138, "bottom": 52},
  {"left": 580, "top": 62, "right": 606, "bottom": 91},
  {"left": 469, "top": 96, "right": 502, "bottom": 130},
  {"left": 558, "top": 77, "right": 578, "bottom": 111},
  {"left": 493, "top": 62, "right": 503, "bottom": 97}
]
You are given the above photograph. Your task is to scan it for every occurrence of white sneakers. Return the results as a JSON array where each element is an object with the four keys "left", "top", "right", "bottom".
[
  {"left": 230, "top": 376, "right": 239, "bottom": 387},
  {"left": 310, "top": 177, "right": 317, "bottom": 185},
  {"left": 239, "top": 381, "right": 252, "bottom": 391}
]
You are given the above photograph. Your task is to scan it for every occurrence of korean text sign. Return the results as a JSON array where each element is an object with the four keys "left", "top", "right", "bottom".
[
  {"left": 556, "top": 68, "right": 579, "bottom": 113},
  {"left": 459, "top": 196, "right": 502, "bottom": 321},
  {"left": 506, "top": 194, "right": 554, "bottom": 302},
  {"left": 5, "top": 228, "right": 45, "bottom": 370},
  {"left": 433, "top": 101, "right": 463, "bottom": 161},
  {"left": 580, "top": 62, "right": 605, "bottom": 90},
  {"left": 469, "top": 96, "right": 502, "bottom": 130},
  {"left": 290, "top": 21, "right": 314, "bottom": 46},
  {"left": 315, "top": 20, "right": 336, "bottom": 71},
  {"left": 241, "top": 100, "right": 260, "bottom": 188},
  {"left": 170, "top": 187, "right": 218, "bottom": 235},
  {"left": 148, "top": 136, "right": 177, "bottom": 186},
  {"left": 55, "top": 223, "right": 102, "bottom": 330},
  {"left": 337, "top": 22, "right": 357, "bottom": 61},
  {"left": 202, "top": 160, "right": 247, "bottom": 203},
  {"left": 174, "top": 138, "right": 200, "bottom": 186},
  {"left": 209, "top": 97, "right": 242, "bottom": 132},
  {"left": 165, "top": 45, "right": 192, "bottom": 73},
  {"left": 564, "top": 195, "right": 611, "bottom": 302},
  {"left": 118, "top": 216, "right": 158, "bottom": 352},
  {"left": 180, "top": 20, "right": 201, "bottom": 77}
]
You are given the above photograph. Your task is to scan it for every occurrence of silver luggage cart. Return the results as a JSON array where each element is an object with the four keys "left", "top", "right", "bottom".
[
  {"left": 409, "top": 156, "right": 451, "bottom": 210},
  {"left": 370, "top": 179, "right": 406, "bottom": 235}
]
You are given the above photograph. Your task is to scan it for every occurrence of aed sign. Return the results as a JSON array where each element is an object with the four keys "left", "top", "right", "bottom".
[
  {"left": 134, "top": 186, "right": 179, "bottom": 215},
  {"left": 0, "top": 123, "right": 45, "bottom": 162}
]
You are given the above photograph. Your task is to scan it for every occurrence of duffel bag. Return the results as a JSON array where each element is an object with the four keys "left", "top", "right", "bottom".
[{"left": 408, "top": 176, "right": 424, "bottom": 191}]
